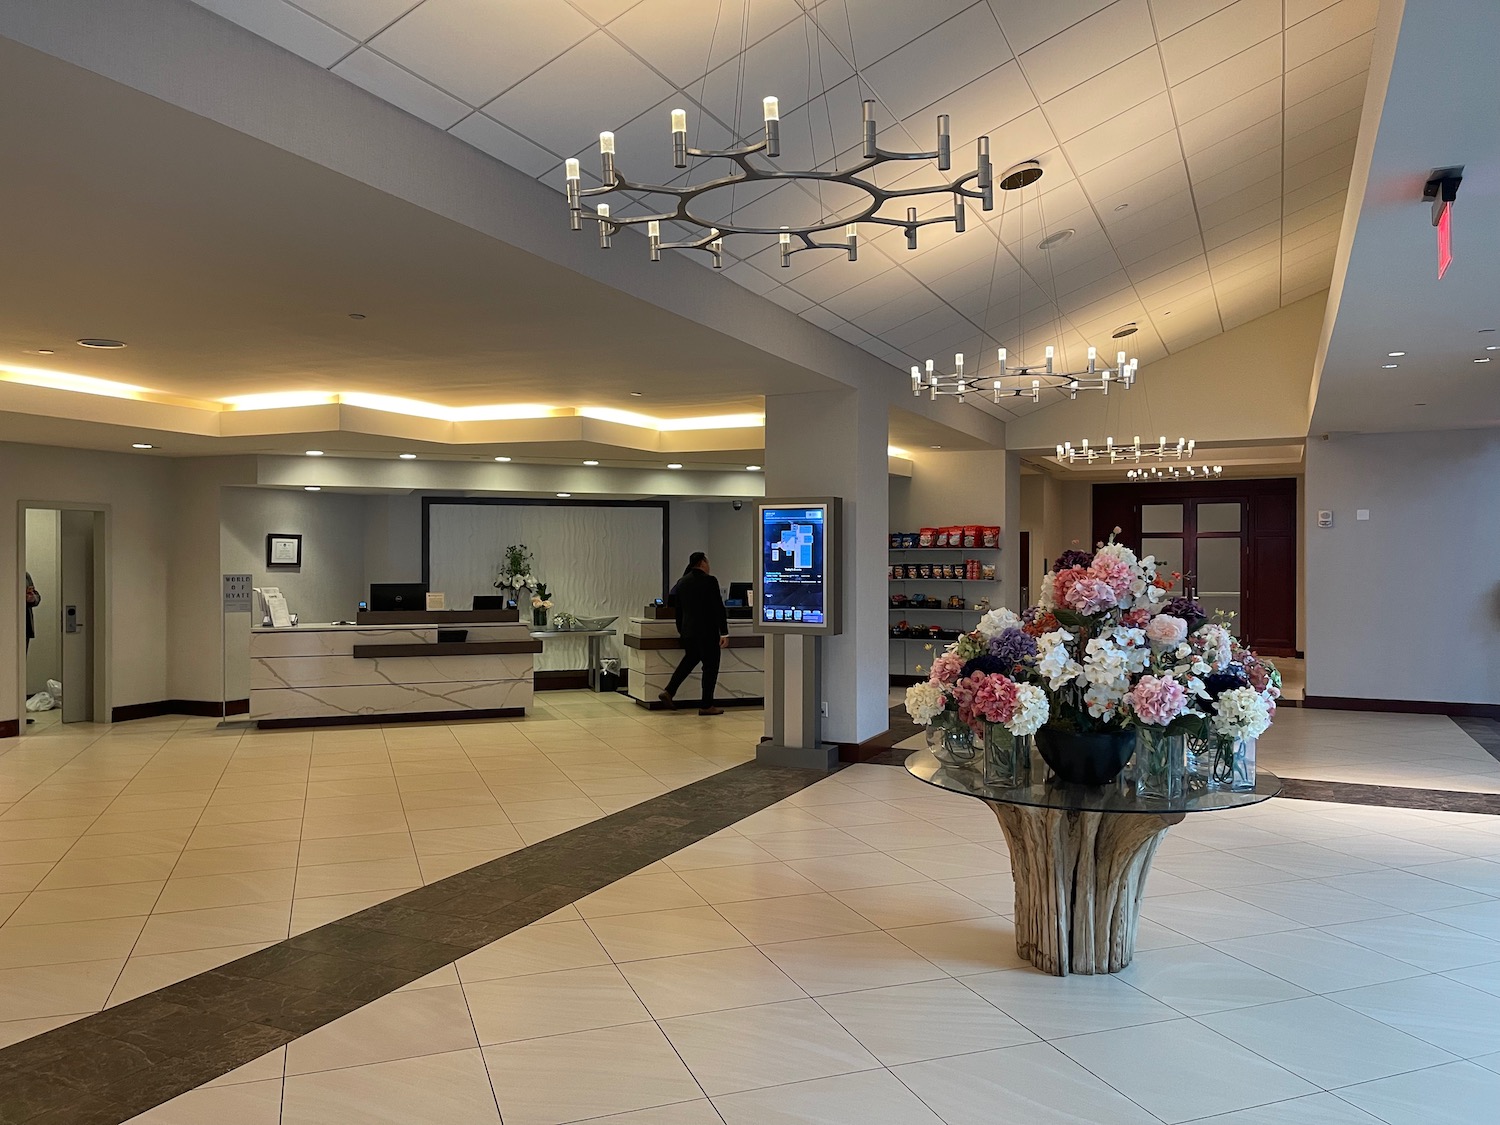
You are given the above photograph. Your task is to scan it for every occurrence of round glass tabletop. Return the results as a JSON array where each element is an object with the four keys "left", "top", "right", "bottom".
[{"left": 905, "top": 748, "right": 1280, "bottom": 814}]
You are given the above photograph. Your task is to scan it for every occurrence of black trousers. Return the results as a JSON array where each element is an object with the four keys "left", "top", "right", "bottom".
[{"left": 666, "top": 634, "right": 721, "bottom": 705}]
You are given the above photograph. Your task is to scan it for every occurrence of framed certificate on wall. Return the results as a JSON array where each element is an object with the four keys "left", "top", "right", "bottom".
[{"left": 266, "top": 533, "right": 302, "bottom": 568}]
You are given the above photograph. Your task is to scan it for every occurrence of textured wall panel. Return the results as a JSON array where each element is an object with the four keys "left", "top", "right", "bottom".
[{"left": 428, "top": 503, "right": 665, "bottom": 670}]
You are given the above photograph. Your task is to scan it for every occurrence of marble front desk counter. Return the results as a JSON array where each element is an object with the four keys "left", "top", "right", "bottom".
[
  {"left": 249, "top": 615, "right": 540, "bottom": 726},
  {"left": 623, "top": 618, "right": 764, "bottom": 708}
]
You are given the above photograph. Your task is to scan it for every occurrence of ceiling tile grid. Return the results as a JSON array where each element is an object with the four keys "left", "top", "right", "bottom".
[{"left": 188, "top": 0, "right": 1380, "bottom": 421}]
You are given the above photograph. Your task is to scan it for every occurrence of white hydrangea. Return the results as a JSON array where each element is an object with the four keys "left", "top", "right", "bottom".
[
  {"left": 976, "top": 607, "right": 1023, "bottom": 639},
  {"left": 1094, "top": 543, "right": 1138, "bottom": 569},
  {"left": 1194, "top": 623, "right": 1234, "bottom": 672},
  {"left": 1036, "top": 630, "right": 1083, "bottom": 690},
  {"left": 1007, "top": 684, "right": 1049, "bottom": 737},
  {"left": 1212, "top": 686, "right": 1271, "bottom": 740},
  {"left": 904, "top": 681, "right": 949, "bottom": 726}
]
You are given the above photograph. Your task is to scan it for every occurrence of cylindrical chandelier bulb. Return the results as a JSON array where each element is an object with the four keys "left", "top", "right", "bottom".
[
  {"left": 846, "top": 222, "right": 858, "bottom": 261},
  {"left": 648, "top": 220, "right": 661, "bottom": 262},
  {"left": 565, "top": 158, "right": 580, "bottom": 180},
  {"left": 599, "top": 132, "right": 616, "bottom": 154},
  {"left": 671, "top": 109, "right": 688, "bottom": 168},
  {"left": 671, "top": 108, "right": 687, "bottom": 132},
  {"left": 596, "top": 204, "right": 611, "bottom": 249},
  {"left": 762, "top": 96, "right": 780, "bottom": 122},
  {"left": 778, "top": 226, "right": 792, "bottom": 267},
  {"left": 997, "top": 347, "right": 1007, "bottom": 374}
]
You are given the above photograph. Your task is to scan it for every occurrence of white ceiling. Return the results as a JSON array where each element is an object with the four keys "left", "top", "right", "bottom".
[{"left": 190, "top": 0, "right": 1378, "bottom": 422}]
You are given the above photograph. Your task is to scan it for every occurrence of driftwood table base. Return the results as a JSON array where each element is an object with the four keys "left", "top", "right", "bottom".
[{"left": 991, "top": 803, "right": 1184, "bottom": 975}]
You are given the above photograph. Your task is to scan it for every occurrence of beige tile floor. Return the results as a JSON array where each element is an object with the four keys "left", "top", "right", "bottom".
[
  {"left": 0, "top": 691, "right": 762, "bottom": 1042},
  {"left": 111, "top": 744, "right": 1500, "bottom": 1125}
]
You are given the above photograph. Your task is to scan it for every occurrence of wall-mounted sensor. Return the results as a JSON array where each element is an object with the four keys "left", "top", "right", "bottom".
[{"left": 1317, "top": 511, "right": 1334, "bottom": 528}]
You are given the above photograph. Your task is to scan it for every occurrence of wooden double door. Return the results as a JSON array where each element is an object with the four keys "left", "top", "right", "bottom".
[{"left": 1092, "top": 478, "right": 1297, "bottom": 657}]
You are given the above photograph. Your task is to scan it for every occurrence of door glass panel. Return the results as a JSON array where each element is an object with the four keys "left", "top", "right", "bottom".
[
  {"left": 1141, "top": 538, "right": 1184, "bottom": 590},
  {"left": 1196, "top": 537, "right": 1242, "bottom": 632},
  {"left": 1141, "top": 504, "right": 1184, "bottom": 533},
  {"left": 1197, "top": 502, "right": 1242, "bottom": 534}
]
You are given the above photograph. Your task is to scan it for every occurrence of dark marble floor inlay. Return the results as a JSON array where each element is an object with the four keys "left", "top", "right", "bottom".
[
  {"left": 1274, "top": 777, "right": 1500, "bottom": 814},
  {"left": 0, "top": 761, "right": 831, "bottom": 1125}
]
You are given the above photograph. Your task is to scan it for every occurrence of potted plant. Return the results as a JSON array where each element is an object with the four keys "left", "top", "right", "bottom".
[
  {"left": 530, "top": 583, "right": 553, "bottom": 629},
  {"left": 495, "top": 543, "right": 539, "bottom": 606}
]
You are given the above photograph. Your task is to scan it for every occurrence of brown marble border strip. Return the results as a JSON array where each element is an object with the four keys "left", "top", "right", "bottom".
[
  {"left": 1275, "top": 777, "right": 1500, "bottom": 815},
  {"left": 0, "top": 761, "right": 831, "bottom": 1125}
]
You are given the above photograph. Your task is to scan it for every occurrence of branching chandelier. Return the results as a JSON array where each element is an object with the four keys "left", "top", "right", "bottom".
[
  {"left": 912, "top": 345, "right": 1137, "bottom": 404},
  {"left": 1127, "top": 464, "right": 1224, "bottom": 481},
  {"left": 565, "top": 99, "right": 995, "bottom": 266},
  {"left": 1055, "top": 435, "right": 1200, "bottom": 465}
]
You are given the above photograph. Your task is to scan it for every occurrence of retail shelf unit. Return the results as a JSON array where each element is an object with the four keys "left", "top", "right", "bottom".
[{"left": 889, "top": 544, "right": 1002, "bottom": 683}]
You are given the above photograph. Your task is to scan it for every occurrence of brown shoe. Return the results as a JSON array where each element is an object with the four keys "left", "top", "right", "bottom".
[
  {"left": 657, "top": 691, "right": 676, "bottom": 710},
  {"left": 698, "top": 706, "right": 725, "bottom": 716}
]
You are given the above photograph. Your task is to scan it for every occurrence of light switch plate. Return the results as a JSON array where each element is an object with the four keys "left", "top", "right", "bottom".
[{"left": 1356, "top": 509, "right": 1370, "bottom": 521}]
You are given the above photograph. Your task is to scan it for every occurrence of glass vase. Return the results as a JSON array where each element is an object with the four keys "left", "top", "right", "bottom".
[
  {"left": 1208, "top": 736, "right": 1257, "bottom": 792},
  {"left": 532, "top": 607, "right": 548, "bottom": 628},
  {"left": 1187, "top": 734, "right": 1213, "bottom": 793},
  {"left": 983, "top": 723, "right": 1032, "bottom": 788},
  {"left": 928, "top": 719, "right": 978, "bottom": 767},
  {"left": 1134, "top": 727, "right": 1185, "bottom": 801}
]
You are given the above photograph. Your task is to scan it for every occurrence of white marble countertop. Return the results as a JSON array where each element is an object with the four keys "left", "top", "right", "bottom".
[{"left": 251, "top": 621, "right": 528, "bottom": 633}]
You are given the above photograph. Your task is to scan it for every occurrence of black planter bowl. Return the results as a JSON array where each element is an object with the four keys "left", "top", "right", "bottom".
[{"left": 1034, "top": 726, "right": 1136, "bottom": 786}]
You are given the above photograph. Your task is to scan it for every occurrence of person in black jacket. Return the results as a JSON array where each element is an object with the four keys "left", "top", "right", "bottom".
[{"left": 660, "top": 552, "right": 728, "bottom": 716}]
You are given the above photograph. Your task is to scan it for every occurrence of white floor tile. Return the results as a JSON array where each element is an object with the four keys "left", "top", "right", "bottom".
[
  {"left": 713, "top": 1069, "right": 946, "bottom": 1125},
  {"left": 1323, "top": 913, "right": 1500, "bottom": 972},
  {"left": 1336, "top": 1061, "right": 1500, "bottom": 1125},
  {"left": 817, "top": 978, "right": 1035, "bottom": 1065},
  {"left": 1211, "top": 928, "right": 1426, "bottom": 993},
  {"left": 963, "top": 968, "right": 1178, "bottom": 1038},
  {"left": 1332, "top": 974, "right": 1500, "bottom": 1057},
  {"left": 1118, "top": 944, "right": 1310, "bottom": 1016},
  {"left": 617, "top": 946, "right": 806, "bottom": 1019},
  {"left": 1141, "top": 889, "right": 1305, "bottom": 943},
  {"left": 1173, "top": 1091, "right": 1385, "bottom": 1123},
  {"left": 282, "top": 1048, "right": 502, "bottom": 1125},
  {"left": 462, "top": 964, "right": 650, "bottom": 1044}
]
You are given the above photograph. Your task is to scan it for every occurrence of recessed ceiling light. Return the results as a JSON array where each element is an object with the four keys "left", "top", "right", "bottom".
[
  {"left": 398, "top": 453, "right": 417, "bottom": 459},
  {"left": 1414, "top": 402, "right": 1427, "bottom": 407},
  {"left": 1475, "top": 357, "right": 1491, "bottom": 363},
  {"left": 746, "top": 464, "right": 762, "bottom": 471},
  {"left": 1480, "top": 328, "right": 1496, "bottom": 333},
  {"left": 305, "top": 449, "right": 325, "bottom": 456},
  {"left": 1037, "top": 228, "right": 1074, "bottom": 250},
  {"left": 304, "top": 485, "right": 321, "bottom": 491},
  {"left": 1486, "top": 345, "right": 1498, "bottom": 350},
  {"left": 630, "top": 391, "right": 644, "bottom": 397},
  {"left": 583, "top": 459, "right": 599, "bottom": 466},
  {"left": 347, "top": 313, "right": 366, "bottom": 320},
  {"left": 1113, "top": 203, "right": 1130, "bottom": 212},
  {"left": 494, "top": 456, "right": 512, "bottom": 462},
  {"left": 1387, "top": 351, "right": 1405, "bottom": 357},
  {"left": 77, "top": 338, "right": 126, "bottom": 349},
  {"left": 1111, "top": 323, "right": 1139, "bottom": 339},
  {"left": 1381, "top": 364, "right": 1398, "bottom": 369},
  {"left": 32, "top": 349, "right": 55, "bottom": 355},
  {"left": 667, "top": 463, "right": 684, "bottom": 470},
  {"left": 131, "top": 443, "right": 153, "bottom": 449},
  {"left": 930, "top": 445, "right": 943, "bottom": 450},
  {"left": 556, "top": 492, "right": 571, "bottom": 498}
]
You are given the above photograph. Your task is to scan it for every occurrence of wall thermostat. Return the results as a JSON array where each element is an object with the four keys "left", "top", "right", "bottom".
[{"left": 1317, "top": 510, "right": 1334, "bottom": 528}]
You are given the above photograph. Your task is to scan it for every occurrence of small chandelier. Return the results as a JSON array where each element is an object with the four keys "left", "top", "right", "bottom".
[
  {"left": 1127, "top": 464, "right": 1223, "bottom": 481},
  {"left": 565, "top": 100, "right": 995, "bottom": 266},
  {"left": 1054, "top": 436, "right": 1201, "bottom": 464},
  {"left": 913, "top": 346, "right": 1137, "bottom": 403}
]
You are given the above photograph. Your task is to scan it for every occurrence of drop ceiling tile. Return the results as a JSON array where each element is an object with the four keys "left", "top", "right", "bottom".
[
  {"left": 1281, "top": 275, "right": 1330, "bottom": 303},
  {"left": 1281, "top": 212, "right": 1342, "bottom": 251},
  {"left": 1089, "top": 161, "right": 1191, "bottom": 218},
  {"left": 1158, "top": 319, "right": 1222, "bottom": 350},
  {"left": 698, "top": 17, "right": 855, "bottom": 138},
  {"left": 1184, "top": 114, "right": 1281, "bottom": 181},
  {"left": 883, "top": 309, "right": 976, "bottom": 351},
  {"left": 450, "top": 112, "right": 561, "bottom": 174},
  {"left": 1062, "top": 92, "right": 1176, "bottom": 173},
  {"left": 1283, "top": 168, "right": 1352, "bottom": 214},
  {"left": 193, "top": 0, "right": 357, "bottom": 66},
  {"left": 1198, "top": 175, "right": 1281, "bottom": 230},
  {"left": 1149, "top": 0, "right": 1238, "bottom": 37},
  {"left": 929, "top": 255, "right": 1020, "bottom": 304},
  {"left": 290, "top": 0, "right": 417, "bottom": 41},
  {"left": 1114, "top": 210, "right": 1203, "bottom": 263},
  {"left": 1285, "top": 0, "right": 1379, "bottom": 69},
  {"left": 856, "top": 289, "right": 948, "bottom": 336},
  {"left": 1179, "top": 80, "right": 1281, "bottom": 154},
  {"left": 901, "top": 229, "right": 1006, "bottom": 285},
  {"left": 1285, "top": 30, "right": 1375, "bottom": 104},
  {"left": 863, "top": 5, "right": 1013, "bottom": 121},
  {"left": 1285, "top": 72, "right": 1368, "bottom": 135},
  {"left": 1160, "top": 0, "right": 1280, "bottom": 85},
  {"left": 607, "top": 0, "right": 805, "bottom": 87},
  {"left": 1135, "top": 267, "right": 1214, "bottom": 309},
  {"left": 485, "top": 33, "right": 674, "bottom": 164},
  {"left": 1053, "top": 270, "right": 1135, "bottom": 313},
  {"left": 981, "top": 109, "right": 1064, "bottom": 171},
  {"left": 765, "top": 286, "right": 817, "bottom": 314},
  {"left": 1191, "top": 146, "right": 1282, "bottom": 206},
  {"left": 1284, "top": 189, "right": 1346, "bottom": 235},
  {"left": 991, "top": 0, "right": 1113, "bottom": 53},
  {"left": 1122, "top": 232, "right": 1205, "bottom": 276},
  {"left": 1283, "top": 238, "right": 1337, "bottom": 275},
  {"left": 1284, "top": 140, "right": 1356, "bottom": 192},
  {"left": 788, "top": 247, "right": 901, "bottom": 304},
  {"left": 1103, "top": 189, "right": 1194, "bottom": 242},
  {"left": 902, "top": 61, "right": 1036, "bottom": 151},
  {"left": 828, "top": 319, "right": 882, "bottom": 349},
  {"left": 798, "top": 305, "right": 848, "bottom": 332},
  {"left": 1210, "top": 243, "right": 1280, "bottom": 286},
  {"left": 1132, "top": 254, "right": 1212, "bottom": 295},
  {"left": 1285, "top": 0, "right": 1341, "bottom": 23},
  {"left": 1068, "top": 285, "right": 1144, "bottom": 327},
  {"left": 570, "top": 0, "right": 646, "bottom": 24},
  {"left": 1169, "top": 36, "right": 1281, "bottom": 124},
  {"left": 1203, "top": 200, "right": 1281, "bottom": 249},
  {"left": 1018, "top": 0, "right": 1156, "bottom": 104},
  {"left": 825, "top": 0, "right": 977, "bottom": 68},
  {"left": 1043, "top": 48, "right": 1165, "bottom": 142},
  {"left": 332, "top": 48, "right": 469, "bottom": 127},
  {"left": 1206, "top": 222, "right": 1280, "bottom": 270},
  {"left": 370, "top": 0, "right": 595, "bottom": 106},
  {"left": 1284, "top": 107, "right": 1361, "bottom": 165},
  {"left": 722, "top": 260, "right": 781, "bottom": 295},
  {"left": 822, "top": 268, "right": 924, "bottom": 319}
]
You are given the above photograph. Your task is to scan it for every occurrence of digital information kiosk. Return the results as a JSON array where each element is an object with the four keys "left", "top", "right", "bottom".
[{"left": 755, "top": 498, "right": 842, "bottom": 768}]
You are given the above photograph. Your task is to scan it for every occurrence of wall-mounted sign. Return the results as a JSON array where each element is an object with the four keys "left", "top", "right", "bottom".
[
  {"left": 755, "top": 498, "right": 843, "bottom": 636},
  {"left": 222, "top": 573, "right": 254, "bottom": 613}
]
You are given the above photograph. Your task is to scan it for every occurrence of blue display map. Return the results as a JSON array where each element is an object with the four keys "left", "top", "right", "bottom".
[{"left": 761, "top": 507, "right": 826, "bottom": 625}]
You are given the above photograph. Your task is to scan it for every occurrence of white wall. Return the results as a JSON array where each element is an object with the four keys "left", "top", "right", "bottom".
[
  {"left": 705, "top": 501, "right": 756, "bottom": 588},
  {"left": 23, "top": 508, "right": 61, "bottom": 696},
  {"left": 1305, "top": 429, "right": 1500, "bottom": 704}
]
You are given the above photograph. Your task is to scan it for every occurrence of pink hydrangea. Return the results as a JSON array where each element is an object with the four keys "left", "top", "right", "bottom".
[
  {"left": 929, "top": 652, "right": 965, "bottom": 685},
  {"left": 1052, "top": 566, "right": 1086, "bottom": 609},
  {"left": 1089, "top": 554, "right": 1134, "bottom": 597},
  {"left": 1128, "top": 674, "right": 1189, "bottom": 727},
  {"left": 952, "top": 672, "right": 985, "bottom": 729},
  {"left": 1122, "top": 608, "right": 1152, "bottom": 629},
  {"left": 1062, "top": 575, "right": 1120, "bottom": 615},
  {"left": 971, "top": 674, "right": 1019, "bottom": 725},
  {"left": 1145, "top": 614, "right": 1188, "bottom": 648}
]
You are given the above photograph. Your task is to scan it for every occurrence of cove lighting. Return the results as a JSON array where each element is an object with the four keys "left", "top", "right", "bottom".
[
  {"left": 887, "top": 445, "right": 910, "bottom": 457},
  {"left": 578, "top": 406, "right": 764, "bottom": 431},
  {"left": 305, "top": 450, "right": 325, "bottom": 456},
  {"left": 583, "top": 459, "right": 599, "bottom": 466},
  {"left": 0, "top": 364, "right": 147, "bottom": 400},
  {"left": 399, "top": 453, "right": 417, "bottom": 459},
  {"left": 304, "top": 486, "right": 321, "bottom": 491},
  {"left": 556, "top": 492, "right": 571, "bottom": 498},
  {"left": 667, "top": 463, "right": 684, "bottom": 470},
  {"left": 132, "top": 443, "right": 153, "bottom": 449},
  {"left": 1381, "top": 364, "right": 1398, "bottom": 369},
  {"left": 1387, "top": 351, "right": 1406, "bottom": 357},
  {"left": 222, "top": 392, "right": 337, "bottom": 410},
  {"left": 494, "top": 456, "right": 512, "bottom": 462},
  {"left": 746, "top": 464, "right": 762, "bottom": 471}
]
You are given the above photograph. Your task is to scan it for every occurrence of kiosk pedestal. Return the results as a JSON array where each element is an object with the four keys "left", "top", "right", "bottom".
[{"left": 758, "top": 634, "right": 837, "bottom": 770}]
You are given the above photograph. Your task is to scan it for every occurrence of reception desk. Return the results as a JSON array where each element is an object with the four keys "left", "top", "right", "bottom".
[
  {"left": 249, "top": 610, "right": 540, "bottom": 726},
  {"left": 623, "top": 618, "right": 764, "bottom": 708}
]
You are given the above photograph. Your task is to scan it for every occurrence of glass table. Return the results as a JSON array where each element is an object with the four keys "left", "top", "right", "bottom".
[
  {"left": 906, "top": 748, "right": 1280, "bottom": 976},
  {"left": 528, "top": 629, "right": 617, "bottom": 691}
]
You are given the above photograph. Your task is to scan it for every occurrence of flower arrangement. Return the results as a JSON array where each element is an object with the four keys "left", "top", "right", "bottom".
[
  {"left": 496, "top": 544, "right": 540, "bottom": 592},
  {"left": 905, "top": 607, "right": 1051, "bottom": 741},
  {"left": 529, "top": 583, "right": 553, "bottom": 611}
]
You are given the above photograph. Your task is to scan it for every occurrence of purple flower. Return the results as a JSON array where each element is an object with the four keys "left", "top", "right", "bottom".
[
  {"left": 1203, "top": 666, "right": 1249, "bottom": 699},
  {"left": 987, "top": 627, "right": 1037, "bottom": 671},
  {"left": 1054, "top": 549, "right": 1095, "bottom": 572},
  {"left": 1162, "top": 596, "right": 1206, "bottom": 626},
  {"left": 960, "top": 654, "right": 1010, "bottom": 680}
]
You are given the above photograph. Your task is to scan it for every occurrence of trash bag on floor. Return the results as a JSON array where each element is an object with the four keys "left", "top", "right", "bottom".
[
  {"left": 46, "top": 678, "right": 62, "bottom": 701},
  {"left": 25, "top": 692, "right": 55, "bottom": 712}
]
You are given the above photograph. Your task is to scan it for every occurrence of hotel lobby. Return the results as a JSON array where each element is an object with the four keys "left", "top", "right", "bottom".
[{"left": 2, "top": 1, "right": 1499, "bottom": 1123}]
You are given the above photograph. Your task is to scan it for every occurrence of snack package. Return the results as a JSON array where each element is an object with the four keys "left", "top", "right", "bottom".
[
  {"left": 981, "top": 526, "right": 1001, "bottom": 548},
  {"left": 962, "top": 525, "right": 980, "bottom": 548},
  {"left": 889, "top": 532, "right": 902, "bottom": 549},
  {"left": 919, "top": 564, "right": 933, "bottom": 579},
  {"left": 981, "top": 564, "right": 997, "bottom": 581},
  {"left": 918, "top": 527, "right": 938, "bottom": 548}
]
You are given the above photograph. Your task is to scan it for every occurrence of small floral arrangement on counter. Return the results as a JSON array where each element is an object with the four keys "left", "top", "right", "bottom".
[{"left": 496, "top": 543, "right": 540, "bottom": 592}]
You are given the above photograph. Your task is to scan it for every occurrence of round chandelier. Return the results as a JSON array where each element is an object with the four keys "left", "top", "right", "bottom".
[
  {"left": 1127, "top": 464, "right": 1223, "bottom": 481},
  {"left": 564, "top": 99, "right": 996, "bottom": 266},
  {"left": 912, "top": 346, "right": 1137, "bottom": 404},
  {"left": 1055, "top": 435, "right": 1201, "bottom": 465}
]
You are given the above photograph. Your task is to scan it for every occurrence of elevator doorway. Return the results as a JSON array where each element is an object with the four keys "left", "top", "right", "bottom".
[{"left": 19, "top": 504, "right": 108, "bottom": 729}]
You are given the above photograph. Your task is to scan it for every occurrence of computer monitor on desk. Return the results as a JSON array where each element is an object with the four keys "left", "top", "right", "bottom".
[
  {"left": 726, "top": 581, "right": 753, "bottom": 620},
  {"left": 369, "top": 582, "right": 427, "bottom": 612}
]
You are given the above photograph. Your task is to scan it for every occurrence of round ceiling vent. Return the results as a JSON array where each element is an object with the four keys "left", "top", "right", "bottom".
[
  {"left": 1110, "top": 322, "right": 1139, "bottom": 339},
  {"left": 76, "top": 338, "right": 127, "bottom": 349},
  {"left": 1037, "top": 229, "right": 1074, "bottom": 250}
]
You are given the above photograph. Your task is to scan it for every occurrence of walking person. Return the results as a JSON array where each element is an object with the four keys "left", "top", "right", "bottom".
[{"left": 659, "top": 552, "right": 728, "bottom": 716}]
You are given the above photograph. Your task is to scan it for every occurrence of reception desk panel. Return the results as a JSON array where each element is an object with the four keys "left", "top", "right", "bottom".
[{"left": 623, "top": 619, "right": 764, "bottom": 708}]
